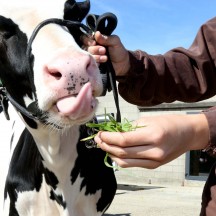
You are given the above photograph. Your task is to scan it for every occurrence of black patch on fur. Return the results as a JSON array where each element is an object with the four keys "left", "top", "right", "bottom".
[
  {"left": 44, "top": 168, "right": 59, "bottom": 190},
  {"left": 4, "top": 128, "right": 67, "bottom": 212},
  {"left": 0, "top": 16, "right": 37, "bottom": 128},
  {"left": 0, "top": 16, "right": 33, "bottom": 105},
  {"left": 50, "top": 190, "right": 67, "bottom": 209},
  {"left": 21, "top": 114, "right": 38, "bottom": 129},
  {"left": 71, "top": 125, "right": 117, "bottom": 213},
  {"left": 4, "top": 129, "right": 43, "bottom": 213}
]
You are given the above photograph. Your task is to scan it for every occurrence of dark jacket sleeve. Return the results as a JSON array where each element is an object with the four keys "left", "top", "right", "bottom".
[
  {"left": 117, "top": 17, "right": 216, "bottom": 106},
  {"left": 116, "top": 17, "right": 216, "bottom": 154}
]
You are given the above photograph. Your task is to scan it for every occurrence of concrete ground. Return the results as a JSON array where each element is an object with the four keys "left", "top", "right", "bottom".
[{"left": 105, "top": 183, "right": 204, "bottom": 216}]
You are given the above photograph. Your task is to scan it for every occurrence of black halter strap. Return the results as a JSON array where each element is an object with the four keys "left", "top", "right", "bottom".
[{"left": 86, "top": 13, "right": 121, "bottom": 122}]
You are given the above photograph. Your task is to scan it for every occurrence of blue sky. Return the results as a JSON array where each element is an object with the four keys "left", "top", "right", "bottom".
[{"left": 88, "top": 0, "right": 216, "bottom": 54}]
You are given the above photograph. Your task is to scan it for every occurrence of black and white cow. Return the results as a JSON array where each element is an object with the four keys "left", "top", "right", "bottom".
[{"left": 0, "top": 0, "right": 117, "bottom": 215}]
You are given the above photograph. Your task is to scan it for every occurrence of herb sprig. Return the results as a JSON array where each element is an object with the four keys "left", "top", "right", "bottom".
[
  {"left": 81, "top": 114, "right": 140, "bottom": 141},
  {"left": 81, "top": 110, "right": 144, "bottom": 169}
]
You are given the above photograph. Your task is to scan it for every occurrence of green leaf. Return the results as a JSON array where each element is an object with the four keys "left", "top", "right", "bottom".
[
  {"left": 81, "top": 108, "right": 146, "bottom": 169},
  {"left": 80, "top": 134, "right": 97, "bottom": 141},
  {"left": 104, "top": 153, "right": 121, "bottom": 170}
]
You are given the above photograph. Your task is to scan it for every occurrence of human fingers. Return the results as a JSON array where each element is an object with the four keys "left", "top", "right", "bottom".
[
  {"left": 87, "top": 46, "right": 107, "bottom": 63},
  {"left": 89, "top": 31, "right": 130, "bottom": 76},
  {"left": 109, "top": 155, "right": 161, "bottom": 169},
  {"left": 94, "top": 31, "right": 120, "bottom": 47},
  {"left": 96, "top": 138, "right": 166, "bottom": 164},
  {"left": 95, "top": 132, "right": 163, "bottom": 169},
  {"left": 82, "top": 32, "right": 119, "bottom": 54},
  {"left": 88, "top": 45, "right": 106, "bottom": 55},
  {"left": 81, "top": 35, "right": 107, "bottom": 63},
  {"left": 99, "top": 138, "right": 182, "bottom": 169},
  {"left": 95, "top": 128, "right": 159, "bottom": 148}
]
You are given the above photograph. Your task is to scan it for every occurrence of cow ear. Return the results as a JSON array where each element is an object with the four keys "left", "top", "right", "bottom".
[
  {"left": 64, "top": 0, "right": 90, "bottom": 47},
  {"left": 64, "top": 0, "right": 90, "bottom": 22}
]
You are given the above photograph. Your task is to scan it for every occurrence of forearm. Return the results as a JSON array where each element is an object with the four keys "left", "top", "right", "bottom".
[{"left": 186, "top": 113, "right": 209, "bottom": 151}]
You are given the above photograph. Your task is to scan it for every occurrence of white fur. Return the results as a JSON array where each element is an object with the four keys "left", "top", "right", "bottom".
[{"left": 15, "top": 174, "right": 103, "bottom": 216}]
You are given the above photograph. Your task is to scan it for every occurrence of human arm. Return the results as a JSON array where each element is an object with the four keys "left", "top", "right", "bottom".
[
  {"left": 95, "top": 113, "right": 209, "bottom": 168},
  {"left": 117, "top": 17, "right": 216, "bottom": 160},
  {"left": 87, "top": 17, "right": 216, "bottom": 106},
  {"left": 117, "top": 17, "right": 216, "bottom": 106},
  {"left": 86, "top": 17, "right": 216, "bottom": 167}
]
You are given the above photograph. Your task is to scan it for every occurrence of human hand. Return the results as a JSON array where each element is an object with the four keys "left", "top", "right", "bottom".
[
  {"left": 94, "top": 114, "right": 209, "bottom": 169},
  {"left": 82, "top": 31, "right": 130, "bottom": 76}
]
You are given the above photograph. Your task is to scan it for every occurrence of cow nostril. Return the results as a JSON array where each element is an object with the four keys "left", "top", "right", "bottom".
[
  {"left": 86, "top": 59, "right": 91, "bottom": 70},
  {"left": 45, "top": 65, "right": 62, "bottom": 80},
  {"left": 50, "top": 71, "right": 62, "bottom": 80}
]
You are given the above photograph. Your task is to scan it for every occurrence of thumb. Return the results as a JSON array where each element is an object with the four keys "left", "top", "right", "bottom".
[{"left": 94, "top": 31, "right": 119, "bottom": 47}]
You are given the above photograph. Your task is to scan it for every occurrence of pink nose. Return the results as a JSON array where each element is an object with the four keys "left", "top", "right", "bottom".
[{"left": 43, "top": 50, "right": 94, "bottom": 94}]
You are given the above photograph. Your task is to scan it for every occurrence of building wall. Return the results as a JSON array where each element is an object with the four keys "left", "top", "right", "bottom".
[{"left": 96, "top": 92, "right": 216, "bottom": 185}]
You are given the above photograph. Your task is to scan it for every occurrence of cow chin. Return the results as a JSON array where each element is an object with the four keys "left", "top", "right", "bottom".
[
  {"left": 35, "top": 80, "right": 100, "bottom": 128},
  {"left": 44, "top": 102, "right": 98, "bottom": 129}
]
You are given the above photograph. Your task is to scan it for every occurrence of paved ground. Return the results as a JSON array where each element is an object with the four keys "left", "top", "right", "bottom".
[{"left": 105, "top": 183, "right": 204, "bottom": 216}]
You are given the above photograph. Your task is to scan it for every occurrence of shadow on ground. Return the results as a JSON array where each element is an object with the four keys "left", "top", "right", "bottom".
[
  {"left": 104, "top": 184, "right": 165, "bottom": 215},
  {"left": 104, "top": 214, "right": 131, "bottom": 216},
  {"left": 117, "top": 184, "right": 164, "bottom": 191}
]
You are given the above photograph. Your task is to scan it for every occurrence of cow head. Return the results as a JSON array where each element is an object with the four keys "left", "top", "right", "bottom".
[{"left": 0, "top": 0, "right": 103, "bottom": 129}]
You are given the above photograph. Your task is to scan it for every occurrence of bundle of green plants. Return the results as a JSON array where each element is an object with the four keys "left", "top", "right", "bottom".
[{"left": 81, "top": 110, "right": 144, "bottom": 169}]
